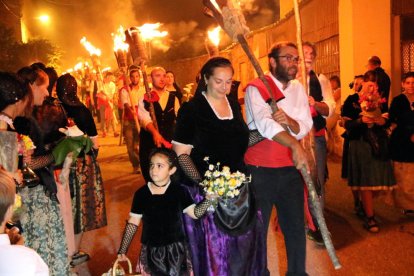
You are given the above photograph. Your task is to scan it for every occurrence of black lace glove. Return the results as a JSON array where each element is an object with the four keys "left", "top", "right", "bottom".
[
  {"left": 194, "top": 199, "right": 214, "bottom": 218},
  {"left": 118, "top": 222, "right": 138, "bottom": 255},
  {"left": 177, "top": 154, "right": 202, "bottom": 184},
  {"left": 28, "top": 154, "right": 54, "bottom": 170}
]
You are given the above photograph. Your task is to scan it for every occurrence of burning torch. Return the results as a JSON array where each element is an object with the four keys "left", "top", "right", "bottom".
[
  {"left": 203, "top": 0, "right": 341, "bottom": 269},
  {"left": 80, "top": 36, "right": 105, "bottom": 89},
  {"left": 124, "top": 25, "right": 166, "bottom": 131},
  {"left": 112, "top": 26, "right": 140, "bottom": 145},
  {"left": 205, "top": 26, "right": 221, "bottom": 57}
]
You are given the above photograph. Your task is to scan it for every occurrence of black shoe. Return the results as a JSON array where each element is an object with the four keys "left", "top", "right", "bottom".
[
  {"left": 70, "top": 251, "right": 90, "bottom": 267},
  {"left": 363, "top": 216, "right": 379, "bottom": 233},
  {"left": 307, "top": 229, "right": 324, "bottom": 246}
]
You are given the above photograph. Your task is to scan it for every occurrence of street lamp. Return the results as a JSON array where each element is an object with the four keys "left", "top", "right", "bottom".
[{"left": 37, "top": 14, "right": 50, "bottom": 25}]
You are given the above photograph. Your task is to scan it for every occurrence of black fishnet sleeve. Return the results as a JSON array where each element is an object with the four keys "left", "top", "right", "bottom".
[
  {"left": 28, "top": 154, "right": 54, "bottom": 170},
  {"left": 248, "top": 129, "right": 265, "bottom": 147},
  {"left": 177, "top": 154, "right": 202, "bottom": 184},
  {"left": 118, "top": 222, "right": 138, "bottom": 255},
  {"left": 194, "top": 199, "right": 213, "bottom": 218}
]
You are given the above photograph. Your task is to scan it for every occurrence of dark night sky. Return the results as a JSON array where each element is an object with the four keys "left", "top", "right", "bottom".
[{"left": 23, "top": 0, "right": 279, "bottom": 70}]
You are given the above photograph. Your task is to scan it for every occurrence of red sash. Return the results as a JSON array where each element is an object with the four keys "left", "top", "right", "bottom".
[
  {"left": 244, "top": 76, "right": 292, "bottom": 168},
  {"left": 243, "top": 75, "right": 285, "bottom": 103}
]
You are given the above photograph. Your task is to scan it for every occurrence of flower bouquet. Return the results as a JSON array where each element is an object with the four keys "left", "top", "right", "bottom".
[
  {"left": 200, "top": 157, "right": 250, "bottom": 211},
  {"left": 359, "top": 89, "right": 386, "bottom": 118}
]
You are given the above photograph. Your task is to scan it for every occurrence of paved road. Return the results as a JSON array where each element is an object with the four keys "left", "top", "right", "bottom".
[{"left": 77, "top": 135, "right": 414, "bottom": 276}]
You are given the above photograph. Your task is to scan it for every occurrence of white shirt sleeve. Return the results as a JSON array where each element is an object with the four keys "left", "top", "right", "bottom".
[
  {"left": 318, "top": 74, "right": 336, "bottom": 118},
  {"left": 245, "top": 80, "right": 313, "bottom": 141},
  {"left": 245, "top": 85, "right": 285, "bottom": 139},
  {"left": 120, "top": 88, "right": 130, "bottom": 106},
  {"left": 138, "top": 95, "right": 152, "bottom": 127}
]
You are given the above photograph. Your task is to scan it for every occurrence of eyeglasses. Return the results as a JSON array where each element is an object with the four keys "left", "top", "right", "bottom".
[{"left": 277, "top": 55, "right": 300, "bottom": 63}]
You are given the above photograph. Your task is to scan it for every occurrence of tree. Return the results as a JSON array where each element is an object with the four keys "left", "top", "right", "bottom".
[{"left": 0, "top": 24, "right": 62, "bottom": 72}]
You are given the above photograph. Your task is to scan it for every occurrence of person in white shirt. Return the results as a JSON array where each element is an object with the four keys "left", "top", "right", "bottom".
[
  {"left": 0, "top": 169, "right": 49, "bottom": 276},
  {"left": 138, "top": 67, "right": 180, "bottom": 182},
  {"left": 120, "top": 68, "right": 144, "bottom": 174},
  {"left": 244, "top": 41, "right": 312, "bottom": 275}
]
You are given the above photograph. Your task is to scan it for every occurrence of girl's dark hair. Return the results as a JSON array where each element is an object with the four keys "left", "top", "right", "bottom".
[
  {"left": 402, "top": 71, "right": 414, "bottom": 81},
  {"left": 149, "top": 148, "right": 178, "bottom": 169},
  {"left": 194, "top": 56, "right": 234, "bottom": 98}
]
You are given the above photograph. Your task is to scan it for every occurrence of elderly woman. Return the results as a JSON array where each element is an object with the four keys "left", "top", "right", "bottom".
[
  {"left": 173, "top": 57, "right": 266, "bottom": 275},
  {"left": 387, "top": 72, "right": 414, "bottom": 214}
]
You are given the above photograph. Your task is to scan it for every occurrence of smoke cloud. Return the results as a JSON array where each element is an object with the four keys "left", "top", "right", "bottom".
[{"left": 23, "top": 0, "right": 280, "bottom": 70}]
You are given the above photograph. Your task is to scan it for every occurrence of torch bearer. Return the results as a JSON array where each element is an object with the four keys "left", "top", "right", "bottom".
[
  {"left": 205, "top": 26, "right": 221, "bottom": 57},
  {"left": 124, "top": 26, "right": 159, "bottom": 132},
  {"left": 113, "top": 26, "right": 135, "bottom": 145},
  {"left": 203, "top": 0, "right": 341, "bottom": 269}
]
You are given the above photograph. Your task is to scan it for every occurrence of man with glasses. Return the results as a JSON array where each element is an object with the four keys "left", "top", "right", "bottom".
[
  {"left": 244, "top": 41, "right": 312, "bottom": 275},
  {"left": 301, "top": 42, "right": 335, "bottom": 246}
]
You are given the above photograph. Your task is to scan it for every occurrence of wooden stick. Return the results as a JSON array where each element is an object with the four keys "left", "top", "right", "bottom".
[
  {"left": 140, "top": 66, "right": 159, "bottom": 131},
  {"left": 293, "top": 0, "right": 341, "bottom": 269}
]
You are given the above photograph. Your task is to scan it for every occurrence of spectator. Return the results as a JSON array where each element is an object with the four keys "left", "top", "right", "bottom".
[
  {"left": 386, "top": 72, "right": 414, "bottom": 214},
  {"left": 367, "top": 56, "right": 391, "bottom": 112}
]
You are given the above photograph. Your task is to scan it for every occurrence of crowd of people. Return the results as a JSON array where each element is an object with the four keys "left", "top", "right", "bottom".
[{"left": 0, "top": 39, "right": 413, "bottom": 276}]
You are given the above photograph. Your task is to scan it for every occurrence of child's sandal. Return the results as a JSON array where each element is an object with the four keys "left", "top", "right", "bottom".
[{"left": 363, "top": 216, "right": 379, "bottom": 233}]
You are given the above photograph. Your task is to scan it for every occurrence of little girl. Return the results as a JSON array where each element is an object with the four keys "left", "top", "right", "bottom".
[{"left": 117, "top": 148, "right": 212, "bottom": 276}]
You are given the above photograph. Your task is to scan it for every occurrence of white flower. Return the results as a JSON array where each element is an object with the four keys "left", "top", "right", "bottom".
[
  {"left": 204, "top": 156, "right": 209, "bottom": 162},
  {"left": 209, "top": 164, "right": 214, "bottom": 171}
]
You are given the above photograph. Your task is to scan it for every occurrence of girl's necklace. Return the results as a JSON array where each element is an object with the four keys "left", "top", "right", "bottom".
[{"left": 151, "top": 181, "right": 169, "bottom": 188}]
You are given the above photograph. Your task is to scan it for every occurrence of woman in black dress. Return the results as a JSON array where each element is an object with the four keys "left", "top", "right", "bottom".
[
  {"left": 56, "top": 73, "right": 107, "bottom": 266},
  {"left": 173, "top": 57, "right": 266, "bottom": 276},
  {"left": 342, "top": 70, "right": 395, "bottom": 232}
]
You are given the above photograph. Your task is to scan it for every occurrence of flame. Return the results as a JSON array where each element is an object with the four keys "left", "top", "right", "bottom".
[
  {"left": 102, "top": 67, "right": 111, "bottom": 72},
  {"left": 80, "top": 37, "right": 101, "bottom": 56},
  {"left": 137, "top": 23, "right": 168, "bottom": 41},
  {"left": 210, "top": 0, "right": 222, "bottom": 12},
  {"left": 74, "top": 62, "right": 83, "bottom": 71},
  {"left": 208, "top": 26, "right": 221, "bottom": 46},
  {"left": 112, "top": 26, "right": 129, "bottom": 52}
]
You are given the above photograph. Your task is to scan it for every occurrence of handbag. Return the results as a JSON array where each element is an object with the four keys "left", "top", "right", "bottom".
[
  {"left": 364, "top": 127, "right": 389, "bottom": 161},
  {"left": 101, "top": 256, "right": 141, "bottom": 276},
  {"left": 213, "top": 182, "right": 257, "bottom": 236}
]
